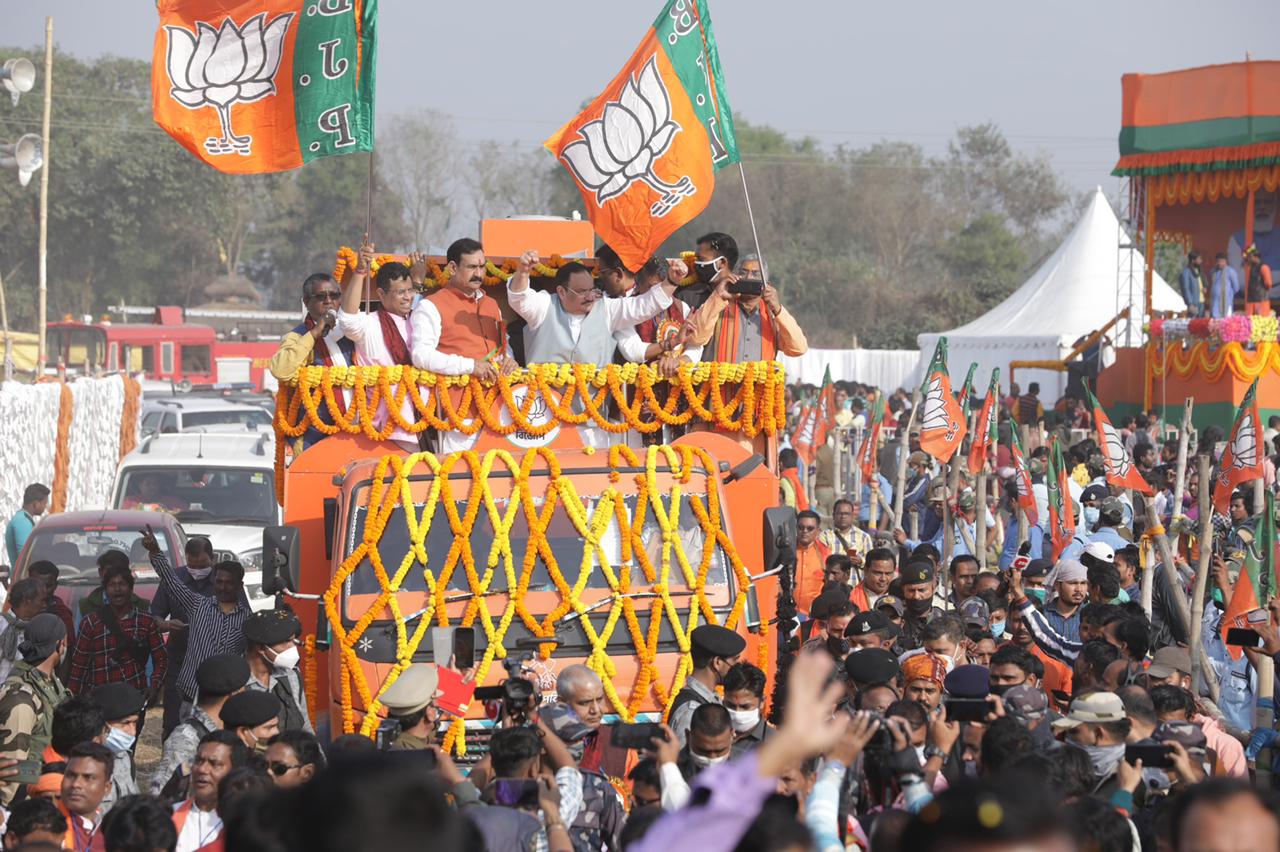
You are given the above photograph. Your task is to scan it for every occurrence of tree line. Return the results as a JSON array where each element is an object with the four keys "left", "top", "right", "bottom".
[{"left": 0, "top": 50, "right": 1076, "bottom": 349}]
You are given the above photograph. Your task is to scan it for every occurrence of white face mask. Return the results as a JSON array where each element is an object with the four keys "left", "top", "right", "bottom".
[
  {"left": 727, "top": 708, "right": 760, "bottom": 733},
  {"left": 690, "top": 751, "right": 730, "bottom": 769},
  {"left": 270, "top": 645, "right": 300, "bottom": 670},
  {"left": 188, "top": 566, "right": 213, "bottom": 581}
]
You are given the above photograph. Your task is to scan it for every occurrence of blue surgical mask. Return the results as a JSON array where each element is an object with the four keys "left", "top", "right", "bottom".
[
  {"left": 990, "top": 620, "right": 1006, "bottom": 638},
  {"left": 105, "top": 726, "right": 135, "bottom": 754},
  {"left": 1083, "top": 506, "right": 1100, "bottom": 527}
]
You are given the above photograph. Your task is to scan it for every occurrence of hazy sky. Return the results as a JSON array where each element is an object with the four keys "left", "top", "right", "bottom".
[{"left": 5, "top": 1, "right": 1273, "bottom": 194}]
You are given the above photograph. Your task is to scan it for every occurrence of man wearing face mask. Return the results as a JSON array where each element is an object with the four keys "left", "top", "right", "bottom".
[
  {"left": 378, "top": 663, "right": 442, "bottom": 751},
  {"left": 898, "top": 560, "right": 946, "bottom": 651},
  {"left": 92, "top": 682, "right": 145, "bottom": 814},
  {"left": 685, "top": 236, "right": 807, "bottom": 364},
  {"left": 723, "top": 662, "right": 772, "bottom": 756},
  {"left": 0, "top": 613, "right": 69, "bottom": 809},
  {"left": 668, "top": 625, "right": 746, "bottom": 745},
  {"left": 219, "top": 690, "right": 282, "bottom": 757},
  {"left": 242, "top": 610, "right": 311, "bottom": 735},
  {"left": 151, "top": 537, "right": 246, "bottom": 741},
  {"left": 1052, "top": 691, "right": 1132, "bottom": 795},
  {"left": 662, "top": 703, "right": 735, "bottom": 808}
]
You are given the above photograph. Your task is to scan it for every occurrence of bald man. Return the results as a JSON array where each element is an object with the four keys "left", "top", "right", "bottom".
[{"left": 555, "top": 665, "right": 626, "bottom": 776}]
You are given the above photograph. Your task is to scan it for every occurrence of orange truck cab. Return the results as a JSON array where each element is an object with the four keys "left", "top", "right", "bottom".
[{"left": 260, "top": 249, "right": 794, "bottom": 754}]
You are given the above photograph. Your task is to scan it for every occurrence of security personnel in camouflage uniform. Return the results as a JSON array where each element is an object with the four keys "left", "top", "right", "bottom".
[
  {"left": 0, "top": 613, "right": 69, "bottom": 808},
  {"left": 379, "top": 663, "right": 440, "bottom": 750}
]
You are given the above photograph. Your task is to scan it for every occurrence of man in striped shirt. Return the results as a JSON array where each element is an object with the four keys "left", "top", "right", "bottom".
[{"left": 140, "top": 526, "right": 250, "bottom": 711}]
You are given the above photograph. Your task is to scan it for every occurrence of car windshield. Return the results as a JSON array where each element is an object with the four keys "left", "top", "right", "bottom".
[
  {"left": 181, "top": 409, "right": 271, "bottom": 430},
  {"left": 23, "top": 526, "right": 175, "bottom": 584},
  {"left": 343, "top": 494, "right": 730, "bottom": 614},
  {"left": 116, "top": 467, "right": 276, "bottom": 524}
]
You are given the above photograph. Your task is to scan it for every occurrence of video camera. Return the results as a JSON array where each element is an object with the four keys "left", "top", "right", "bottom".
[{"left": 474, "top": 638, "right": 558, "bottom": 724}]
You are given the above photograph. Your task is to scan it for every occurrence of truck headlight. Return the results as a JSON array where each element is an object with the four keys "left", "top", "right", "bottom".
[{"left": 240, "top": 549, "right": 263, "bottom": 571}]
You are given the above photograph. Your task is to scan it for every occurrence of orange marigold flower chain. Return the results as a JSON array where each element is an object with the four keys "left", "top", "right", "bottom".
[{"left": 323, "top": 446, "right": 759, "bottom": 746}]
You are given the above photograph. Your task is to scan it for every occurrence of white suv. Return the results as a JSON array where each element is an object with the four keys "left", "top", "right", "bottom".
[
  {"left": 111, "top": 432, "right": 278, "bottom": 611},
  {"left": 140, "top": 398, "right": 272, "bottom": 437}
]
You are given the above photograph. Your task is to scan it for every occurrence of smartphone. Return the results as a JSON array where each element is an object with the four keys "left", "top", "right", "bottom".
[
  {"left": 453, "top": 626, "right": 476, "bottom": 670},
  {"left": 492, "top": 778, "right": 540, "bottom": 809},
  {"left": 383, "top": 747, "right": 438, "bottom": 772},
  {"left": 1125, "top": 743, "right": 1173, "bottom": 769},
  {"left": 429, "top": 626, "right": 455, "bottom": 666},
  {"left": 611, "top": 722, "right": 664, "bottom": 750},
  {"left": 1225, "top": 628, "right": 1264, "bottom": 648},
  {"left": 944, "top": 698, "right": 995, "bottom": 723},
  {"left": 727, "top": 278, "right": 764, "bottom": 297}
]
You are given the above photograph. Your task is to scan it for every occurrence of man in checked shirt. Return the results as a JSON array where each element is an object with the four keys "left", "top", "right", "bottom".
[{"left": 140, "top": 526, "right": 251, "bottom": 719}]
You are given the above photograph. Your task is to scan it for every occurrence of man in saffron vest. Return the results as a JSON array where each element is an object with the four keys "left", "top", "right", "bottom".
[
  {"left": 269, "top": 272, "right": 355, "bottom": 450},
  {"left": 410, "top": 237, "right": 511, "bottom": 454},
  {"left": 337, "top": 238, "right": 421, "bottom": 452}
]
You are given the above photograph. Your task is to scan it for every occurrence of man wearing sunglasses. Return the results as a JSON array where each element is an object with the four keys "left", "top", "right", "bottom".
[
  {"left": 686, "top": 244, "right": 807, "bottom": 365},
  {"left": 269, "top": 271, "right": 355, "bottom": 448}
]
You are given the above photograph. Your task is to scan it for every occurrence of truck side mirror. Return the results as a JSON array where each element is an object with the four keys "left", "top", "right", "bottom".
[
  {"left": 263, "top": 526, "right": 300, "bottom": 594},
  {"left": 762, "top": 506, "right": 796, "bottom": 571}
]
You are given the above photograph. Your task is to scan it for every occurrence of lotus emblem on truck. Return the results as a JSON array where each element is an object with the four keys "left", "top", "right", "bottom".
[
  {"left": 163, "top": 12, "right": 294, "bottom": 157},
  {"left": 560, "top": 56, "right": 696, "bottom": 217}
]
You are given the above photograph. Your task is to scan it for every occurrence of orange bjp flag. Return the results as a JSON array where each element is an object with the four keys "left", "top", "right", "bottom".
[
  {"left": 545, "top": 0, "right": 739, "bottom": 272},
  {"left": 152, "top": 0, "right": 376, "bottom": 174}
]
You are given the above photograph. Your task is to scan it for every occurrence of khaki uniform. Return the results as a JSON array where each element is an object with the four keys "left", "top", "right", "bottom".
[
  {"left": 389, "top": 731, "right": 432, "bottom": 751},
  {"left": 0, "top": 661, "right": 68, "bottom": 806}
]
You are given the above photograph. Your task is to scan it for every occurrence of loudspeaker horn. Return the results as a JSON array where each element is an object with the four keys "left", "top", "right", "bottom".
[
  {"left": 0, "top": 58, "right": 35, "bottom": 107},
  {"left": 0, "top": 134, "right": 43, "bottom": 187}
]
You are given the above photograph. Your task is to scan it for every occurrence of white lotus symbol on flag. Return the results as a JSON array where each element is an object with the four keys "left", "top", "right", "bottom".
[
  {"left": 560, "top": 56, "right": 696, "bottom": 217},
  {"left": 164, "top": 12, "right": 294, "bottom": 156},
  {"left": 1228, "top": 412, "right": 1258, "bottom": 470},
  {"left": 1100, "top": 420, "right": 1132, "bottom": 477},
  {"left": 921, "top": 377, "right": 959, "bottom": 442}
]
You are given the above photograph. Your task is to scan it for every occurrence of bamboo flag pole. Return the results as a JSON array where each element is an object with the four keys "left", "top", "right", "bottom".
[
  {"left": 36, "top": 17, "right": 52, "bottom": 372},
  {"left": 1188, "top": 454, "right": 1212, "bottom": 693},
  {"left": 1145, "top": 501, "right": 1220, "bottom": 704},
  {"left": 893, "top": 389, "right": 921, "bottom": 529},
  {"left": 1171, "top": 398, "right": 1194, "bottom": 522},
  {"left": 975, "top": 474, "right": 988, "bottom": 569}
]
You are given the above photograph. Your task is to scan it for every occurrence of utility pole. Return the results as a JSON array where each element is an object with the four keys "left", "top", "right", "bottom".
[{"left": 37, "top": 17, "right": 52, "bottom": 372}]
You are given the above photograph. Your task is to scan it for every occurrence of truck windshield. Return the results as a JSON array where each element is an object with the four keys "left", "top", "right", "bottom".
[
  {"left": 343, "top": 495, "right": 730, "bottom": 607},
  {"left": 116, "top": 467, "right": 276, "bottom": 524}
]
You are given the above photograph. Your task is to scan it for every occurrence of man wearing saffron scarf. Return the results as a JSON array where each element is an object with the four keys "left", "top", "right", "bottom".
[
  {"left": 684, "top": 245, "right": 806, "bottom": 364},
  {"left": 338, "top": 238, "right": 420, "bottom": 451},
  {"left": 270, "top": 272, "right": 355, "bottom": 450}
]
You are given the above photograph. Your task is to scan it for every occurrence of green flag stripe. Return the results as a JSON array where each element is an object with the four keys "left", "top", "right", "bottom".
[
  {"left": 654, "top": 0, "right": 739, "bottom": 170},
  {"left": 295, "top": 0, "right": 375, "bottom": 164}
]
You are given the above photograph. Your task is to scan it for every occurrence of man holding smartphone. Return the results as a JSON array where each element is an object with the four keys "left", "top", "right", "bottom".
[{"left": 684, "top": 248, "right": 807, "bottom": 363}]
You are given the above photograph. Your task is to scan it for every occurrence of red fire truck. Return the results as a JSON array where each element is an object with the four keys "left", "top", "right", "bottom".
[{"left": 46, "top": 306, "right": 282, "bottom": 390}]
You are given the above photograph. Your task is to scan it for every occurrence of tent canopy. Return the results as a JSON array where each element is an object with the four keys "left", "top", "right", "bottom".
[{"left": 917, "top": 188, "right": 1182, "bottom": 402}]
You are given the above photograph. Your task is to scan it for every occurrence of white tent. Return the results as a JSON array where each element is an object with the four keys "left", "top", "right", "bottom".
[{"left": 917, "top": 188, "right": 1183, "bottom": 402}]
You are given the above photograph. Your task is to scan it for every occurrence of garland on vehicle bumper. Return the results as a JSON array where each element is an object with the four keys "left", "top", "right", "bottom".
[{"left": 322, "top": 445, "right": 757, "bottom": 748}]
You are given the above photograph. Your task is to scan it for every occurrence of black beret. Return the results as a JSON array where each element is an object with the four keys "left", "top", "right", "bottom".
[
  {"left": 900, "top": 560, "right": 935, "bottom": 587},
  {"left": 843, "top": 647, "right": 899, "bottom": 685},
  {"left": 243, "top": 609, "right": 300, "bottom": 646},
  {"left": 92, "top": 682, "right": 145, "bottom": 721},
  {"left": 845, "top": 610, "right": 890, "bottom": 637},
  {"left": 943, "top": 664, "right": 991, "bottom": 699},
  {"left": 1024, "top": 558, "right": 1053, "bottom": 579},
  {"left": 196, "top": 653, "right": 251, "bottom": 698},
  {"left": 690, "top": 624, "right": 746, "bottom": 658},
  {"left": 220, "top": 690, "right": 281, "bottom": 729},
  {"left": 810, "top": 590, "right": 849, "bottom": 621}
]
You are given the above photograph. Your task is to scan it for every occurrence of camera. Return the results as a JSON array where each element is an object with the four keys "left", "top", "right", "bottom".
[{"left": 474, "top": 652, "right": 539, "bottom": 724}]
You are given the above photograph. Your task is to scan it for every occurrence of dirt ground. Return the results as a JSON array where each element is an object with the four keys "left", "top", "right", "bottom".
[{"left": 135, "top": 706, "right": 166, "bottom": 790}]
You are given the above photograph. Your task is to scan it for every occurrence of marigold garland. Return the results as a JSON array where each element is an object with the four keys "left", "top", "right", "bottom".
[
  {"left": 273, "top": 362, "right": 786, "bottom": 493},
  {"left": 1149, "top": 340, "right": 1280, "bottom": 383},
  {"left": 332, "top": 248, "right": 702, "bottom": 288},
  {"left": 322, "top": 446, "right": 756, "bottom": 746}
]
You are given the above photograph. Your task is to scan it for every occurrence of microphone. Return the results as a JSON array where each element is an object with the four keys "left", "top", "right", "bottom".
[{"left": 324, "top": 309, "right": 337, "bottom": 327}]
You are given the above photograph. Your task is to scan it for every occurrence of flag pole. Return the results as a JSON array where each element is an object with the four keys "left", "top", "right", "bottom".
[
  {"left": 738, "top": 162, "right": 767, "bottom": 275},
  {"left": 364, "top": 150, "right": 375, "bottom": 238}
]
